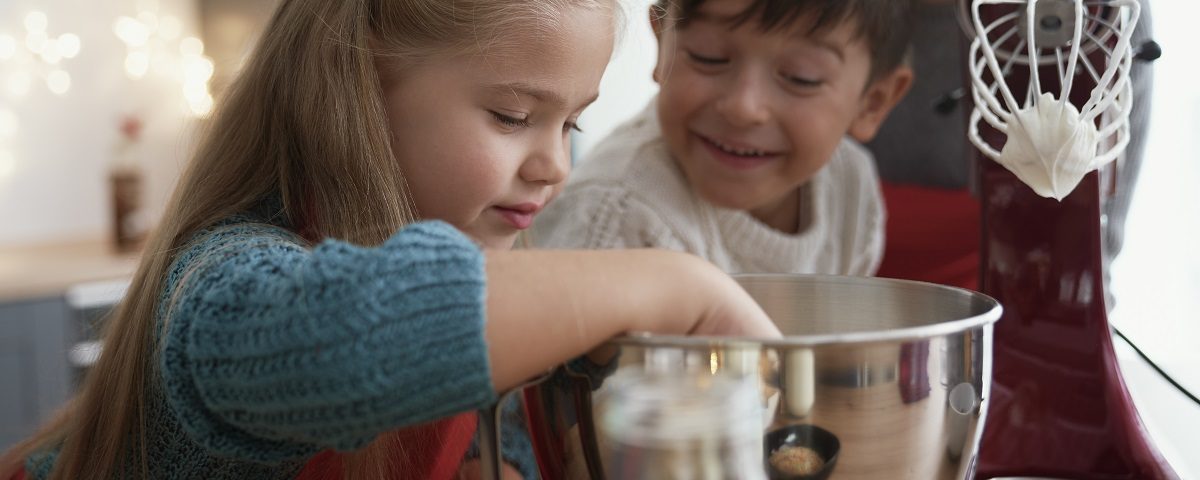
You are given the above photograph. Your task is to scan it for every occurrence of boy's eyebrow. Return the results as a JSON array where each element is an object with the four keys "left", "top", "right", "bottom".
[
  {"left": 805, "top": 38, "right": 846, "bottom": 62},
  {"left": 787, "top": 30, "right": 846, "bottom": 63},
  {"left": 688, "top": 8, "right": 847, "bottom": 63},
  {"left": 486, "top": 82, "right": 599, "bottom": 110},
  {"left": 690, "top": 10, "right": 738, "bottom": 24}
]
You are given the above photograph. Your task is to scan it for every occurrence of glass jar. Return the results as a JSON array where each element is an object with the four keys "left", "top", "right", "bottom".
[{"left": 595, "top": 369, "right": 767, "bottom": 480}]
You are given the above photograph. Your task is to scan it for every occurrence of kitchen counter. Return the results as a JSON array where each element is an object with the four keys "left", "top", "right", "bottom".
[{"left": 0, "top": 237, "right": 139, "bottom": 302}]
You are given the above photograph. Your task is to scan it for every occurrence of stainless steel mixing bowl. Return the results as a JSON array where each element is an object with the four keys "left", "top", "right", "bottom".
[{"left": 522, "top": 274, "right": 1002, "bottom": 479}]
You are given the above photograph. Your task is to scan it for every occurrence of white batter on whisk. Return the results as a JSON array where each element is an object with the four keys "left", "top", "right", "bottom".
[{"left": 998, "top": 92, "right": 1100, "bottom": 200}]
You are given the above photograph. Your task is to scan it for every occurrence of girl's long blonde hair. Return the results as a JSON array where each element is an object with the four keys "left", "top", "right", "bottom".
[{"left": 0, "top": 0, "right": 612, "bottom": 478}]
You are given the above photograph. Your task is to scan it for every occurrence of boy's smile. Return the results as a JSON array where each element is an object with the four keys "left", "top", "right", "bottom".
[
  {"left": 652, "top": 0, "right": 911, "bottom": 233},
  {"left": 697, "top": 132, "right": 786, "bottom": 171}
]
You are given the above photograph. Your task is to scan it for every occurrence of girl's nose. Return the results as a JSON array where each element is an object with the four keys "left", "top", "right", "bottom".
[
  {"left": 519, "top": 138, "right": 570, "bottom": 186},
  {"left": 714, "top": 71, "right": 770, "bottom": 127}
]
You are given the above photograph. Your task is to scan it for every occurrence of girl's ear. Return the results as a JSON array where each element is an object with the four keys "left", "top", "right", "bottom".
[
  {"left": 848, "top": 65, "right": 915, "bottom": 142},
  {"left": 367, "top": 37, "right": 395, "bottom": 89},
  {"left": 649, "top": 4, "right": 667, "bottom": 38}
]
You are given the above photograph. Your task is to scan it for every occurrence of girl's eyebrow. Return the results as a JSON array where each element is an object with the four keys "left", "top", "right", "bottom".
[{"left": 486, "top": 82, "right": 599, "bottom": 110}]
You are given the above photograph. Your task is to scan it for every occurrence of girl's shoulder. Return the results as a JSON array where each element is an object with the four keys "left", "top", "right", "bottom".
[
  {"left": 190, "top": 216, "right": 305, "bottom": 251},
  {"left": 179, "top": 201, "right": 308, "bottom": 255},
  {"left": 160, "top": 214, "right": 308, "bottom": 305}
]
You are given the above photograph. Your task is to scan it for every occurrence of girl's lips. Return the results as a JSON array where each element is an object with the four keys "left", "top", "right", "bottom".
[
  {"left": 697, "top": 134, "right": 781, "bottom": 171},
  {"left": 494, "top": 205, "right": 539, "bottom": 229}
]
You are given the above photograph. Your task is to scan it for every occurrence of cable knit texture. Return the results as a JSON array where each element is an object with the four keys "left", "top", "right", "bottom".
[
  {"left": 533, "top": 99, "right": 885, "bottom": 276},
  {"left": 27, "top": 215, "right": 508, "bottom": 479}
]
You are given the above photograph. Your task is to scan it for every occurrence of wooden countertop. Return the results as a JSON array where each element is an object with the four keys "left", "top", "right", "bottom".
[{"left": 0, "top": 237, "right": 140, "bottom": 302}]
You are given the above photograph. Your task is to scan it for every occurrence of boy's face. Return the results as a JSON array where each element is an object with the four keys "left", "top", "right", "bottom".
[
  {"left": 652, "top": 0, "right": 910, "bottom": 230},
  {"left": 379, "top": 7, "right": 611, "bottom": 249}
]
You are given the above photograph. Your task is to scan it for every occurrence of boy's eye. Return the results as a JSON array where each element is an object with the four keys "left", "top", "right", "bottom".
[
  {"left": 490, "top": 111, "right": 532, "bottom": 129},
  {"left": 686, "top": 50, "right": 728, "bottom": 66},
  {"left": 563, "top": 121, "right": 584, "bottom": 134},
  {"left": 783, "top": 73, "right": 823, "bottom": 88}
]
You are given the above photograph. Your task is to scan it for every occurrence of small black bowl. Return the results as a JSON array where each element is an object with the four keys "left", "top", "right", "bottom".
[{"left": 763, "top": 424, "right": 840, "bottom": 480}]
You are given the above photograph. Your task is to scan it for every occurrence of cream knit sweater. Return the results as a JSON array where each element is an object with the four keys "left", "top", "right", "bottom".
[{"left": 533, "top": 101, "right": 884, "bottom": 276}]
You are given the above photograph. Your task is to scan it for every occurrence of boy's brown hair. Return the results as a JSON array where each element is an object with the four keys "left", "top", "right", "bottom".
[{"left": 655, "top": 0, "right": 914, "bottom": 81}]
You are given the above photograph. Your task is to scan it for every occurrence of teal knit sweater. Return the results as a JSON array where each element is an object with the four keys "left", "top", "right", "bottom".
[{"left": 27, "top": 216, "right": 538, "bottom": 478}]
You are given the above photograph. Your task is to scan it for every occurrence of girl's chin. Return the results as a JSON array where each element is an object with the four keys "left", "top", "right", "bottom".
[
  {"left": 457, "top": 221, "right": 521, "bottom": 250},
  {"left": 471, "top": 232, "right": 520, "bottom": 250}
]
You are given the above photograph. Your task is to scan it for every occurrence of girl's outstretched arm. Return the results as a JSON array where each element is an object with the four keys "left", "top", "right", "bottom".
[
  {"left": 159, "top": 219, "right": 776, "bottom": 465},
  {"left": 483, "top": 248, "right": 779, "bottom": 391}
]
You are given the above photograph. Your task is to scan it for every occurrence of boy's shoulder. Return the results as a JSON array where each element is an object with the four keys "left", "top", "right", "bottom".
[
  {"left": 823, "top": 137, "right": 882, "bottom": 196},
  {"left": 568, "top": 105, "right": 691, "bottom": 202},
  {"left": 816, "top": 137, "right": 885, "bottom": 248},
  {"left": 829, "top": 137, "right": 878, "bottom": 178},
  {"left": 537, "top": 104, "right": 710, "bottom": 248}
]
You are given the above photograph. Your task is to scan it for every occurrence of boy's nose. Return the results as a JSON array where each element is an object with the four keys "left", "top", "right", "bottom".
[{"left": 714, "top": 72, "right": 770, "bottom": 127}]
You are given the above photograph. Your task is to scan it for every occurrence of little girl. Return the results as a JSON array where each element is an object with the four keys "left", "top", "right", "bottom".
[{"left": 0, "top": 0, "right": 779, "bottom": 479}]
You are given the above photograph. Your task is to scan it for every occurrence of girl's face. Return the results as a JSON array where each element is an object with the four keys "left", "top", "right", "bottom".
[{"left": 379, "top": 8, "right": 613, "bottom": 249}]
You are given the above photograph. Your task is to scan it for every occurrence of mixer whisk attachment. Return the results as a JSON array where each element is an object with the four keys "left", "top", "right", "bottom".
[{"left": 967, "top": 0, "right": 1141, "bottom": 200}]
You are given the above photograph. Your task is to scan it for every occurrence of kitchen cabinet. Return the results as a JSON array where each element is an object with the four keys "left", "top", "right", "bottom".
[
  {"left": 0, "top": 238, "right": 135, "bottom": 451},
  {"left": 0, "top": 297, "right": 74, "bottom": 450}
]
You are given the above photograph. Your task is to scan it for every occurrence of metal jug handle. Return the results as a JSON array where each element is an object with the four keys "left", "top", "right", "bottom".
[
  {"left": 477, "top": 400, "right": 505, "bottom": 480},
  {"left": 569, "top": 376, "right": 605, "bottom": 479},
  {"left": 478, "top": 372, "right": 556, "bottom": 480}
]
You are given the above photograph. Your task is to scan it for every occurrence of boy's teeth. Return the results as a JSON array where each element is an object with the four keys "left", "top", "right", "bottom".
[{"left": 714, "top": 139, "right": 765, "bottom": 156}]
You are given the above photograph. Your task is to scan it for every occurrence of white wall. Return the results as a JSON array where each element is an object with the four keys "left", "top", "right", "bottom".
[
  {"left": 1110, "top": 4, "right": 1200, "bottom": 388},
  {"left": 0, "top": 0, "right": 204, "bottom": 247},
  {"left": 574, "top": 0, "right": 661, "bottom": 161}
]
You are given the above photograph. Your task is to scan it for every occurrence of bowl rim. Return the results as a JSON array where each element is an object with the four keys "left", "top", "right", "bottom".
[{"left": 616, "top": 274, "right": 1002, "bottom": 348}]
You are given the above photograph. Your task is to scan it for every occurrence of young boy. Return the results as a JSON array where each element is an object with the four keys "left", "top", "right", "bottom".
[{"left": 533, "top": 0, "right": 914, "bottom": 276}]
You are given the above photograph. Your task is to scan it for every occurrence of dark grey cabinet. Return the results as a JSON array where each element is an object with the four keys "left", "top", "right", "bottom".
[{"left": 0, "top": 297, "right": 74, "bottom": 450}]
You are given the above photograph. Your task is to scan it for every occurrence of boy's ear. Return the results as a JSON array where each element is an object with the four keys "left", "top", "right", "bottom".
[
  {"left": 649, "top": 5, "right": 668, "bottom": 84},
  {"left": 848, "top": 65, "right": 914, "bottom": 142}
]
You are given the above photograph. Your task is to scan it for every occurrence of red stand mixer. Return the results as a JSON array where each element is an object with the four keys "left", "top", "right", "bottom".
[{"left": 960, "top": 0, "right": 1176, "bottom": 477}]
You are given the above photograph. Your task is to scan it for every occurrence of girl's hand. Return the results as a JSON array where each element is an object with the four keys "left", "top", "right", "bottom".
[
  {"left": 483, "top": 249, "right": 781, "bottom": 392},
  {"left": 672, "top": 254, "right": 782, "bottom": 339}
]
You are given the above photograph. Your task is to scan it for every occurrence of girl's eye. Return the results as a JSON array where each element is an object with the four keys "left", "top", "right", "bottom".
[
  {"left": 491, "top": 111, "right": 532, "bottom": 129},
  {"left": 691, "top": 51, "right": 724, "bottom": 65},
  {"left": 564, "top": 121, "right": 584, "bottom": 134}
]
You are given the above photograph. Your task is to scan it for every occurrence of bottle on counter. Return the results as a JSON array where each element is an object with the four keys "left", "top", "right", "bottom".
[{"left": 110, "top": 115, "right": 147, "bottom": 253}]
